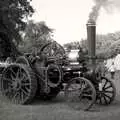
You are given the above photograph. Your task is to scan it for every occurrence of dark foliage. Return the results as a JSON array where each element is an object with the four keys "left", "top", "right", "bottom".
[
  {"left": 0, "top": 0, "right": 34, "bottom": 60},
  {"left": 19, "top": 20, "right": 53, "bottom": 53}
]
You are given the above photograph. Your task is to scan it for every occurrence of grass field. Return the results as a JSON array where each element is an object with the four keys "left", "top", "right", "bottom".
[{"left": 0, "top": 71, "right": 120, "bottom": 120}]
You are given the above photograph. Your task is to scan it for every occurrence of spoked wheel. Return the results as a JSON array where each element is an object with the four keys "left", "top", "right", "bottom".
[
  {"left": 65, "top": 77, "right": 96, "bottom": 111},
  {"left": 39, "top": 41, "right": 65, "bottom": 58},
  {"left": 96, "top": 77, "right": 116, "bottom": 105},
  {"left": 0, "top": 64, "right": 37, "bottom": 104}
]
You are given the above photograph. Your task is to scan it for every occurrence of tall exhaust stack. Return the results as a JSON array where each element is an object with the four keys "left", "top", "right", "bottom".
[{"left": 86, "top": 19, "right": 96, "bottom": 65}]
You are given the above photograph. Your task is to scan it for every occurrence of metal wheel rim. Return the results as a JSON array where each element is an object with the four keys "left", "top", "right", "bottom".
[
  {"left": 96, "top": 77, "right": 116, "bottom": 105},
  {"left": 65, "top": 77, "right": 96, "bottom": 111},
  {"left": 39, "top": 41, "right": 65, "bottom": 58},
  {"left": 1, "top": 64, "right": 32, "bottom": 104},
  {"left": 16, "top": 56, "right": 30, "bottom": 66}
]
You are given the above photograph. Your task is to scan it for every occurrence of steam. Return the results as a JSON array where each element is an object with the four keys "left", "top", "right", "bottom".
[{"left": 89, "top": 0, "right": 120, "bottom": 22}]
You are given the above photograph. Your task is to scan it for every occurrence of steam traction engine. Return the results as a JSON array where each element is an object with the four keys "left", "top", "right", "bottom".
[{"left": 0, "top": 20, "right": 116, "bottom": 111}]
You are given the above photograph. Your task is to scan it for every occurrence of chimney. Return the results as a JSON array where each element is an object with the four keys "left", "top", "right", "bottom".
[{"left": 86, "top": 19, "right": 96, "bottom": 65}]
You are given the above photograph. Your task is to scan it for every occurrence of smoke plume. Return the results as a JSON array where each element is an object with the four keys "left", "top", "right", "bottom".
[{"left": 89, "top": 0, "right": 120, "bottom": 22}]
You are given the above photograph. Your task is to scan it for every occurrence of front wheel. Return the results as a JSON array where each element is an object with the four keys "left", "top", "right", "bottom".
[
  {"left": 96, "top": 77, "right": 116, "bottom": 105},
  {"left": 65, "top": 77, "right": 96, "bottom": 111}
]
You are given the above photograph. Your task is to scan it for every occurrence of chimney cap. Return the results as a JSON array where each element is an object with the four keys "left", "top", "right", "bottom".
[{"left": 87, "top": 19, "right": 96, "bottom": 25}]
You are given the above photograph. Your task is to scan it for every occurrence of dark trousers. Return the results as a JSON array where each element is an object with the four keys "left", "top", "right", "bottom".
[{"left": 111, "top": 72, "right": 115, "bottom": 79}]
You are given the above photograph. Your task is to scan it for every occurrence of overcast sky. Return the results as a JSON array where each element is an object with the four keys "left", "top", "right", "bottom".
[{"left": 30, "top": 0, "right": 120, "bottom": 45}]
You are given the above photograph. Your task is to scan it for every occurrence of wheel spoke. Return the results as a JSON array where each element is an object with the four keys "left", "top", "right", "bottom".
[
  {"left": 21, "top": 73, "right": 27, "bottom": 81},
  {"left": 22, "top": 82, "right": 30, "bottom": 86},
  {"left": 21, "top": 88, "right": 28, "bottom": 96},
  {"left": 104, "top": 85, "right": 112, "bottom": 90},
  {"left": 16, "top": 68, "right": 21, "bottom": 80},
  {"left": 24, "top": 87, "right": 30, "bottom": 93},
  {"left": 3, "top": 88, "right": 13, "bottom": 93},
  {"left": 103, "top": 95, "right": 108, "bottom": 104},
  {"left": 12, "top": 91, "right": 19, "bottom": 102},
  {"left": 103, "top": 93, "right": 111, "bottom": 100},
  {"left": 10, "top": 68, "right": 16, "bottom": 78},
  {"left": 16, "top": 92, "right": 21, "bottom": 104},
  {"left": 82, "top": 93, "right": 92, "bottom": 98},
  {"left": 104, "top": 90, "right": 113, "bottom": 93},
  {"left": 21, "top": 89, "right": 24, "bottom": 102},
  {"left": 19, "top": 89, "right": 24, "bottom": 103},
  {"left": 83, "top": 86, "right": 92, "bottom": 92},
  {"left": 103, "top": 79, "right": 108, "bottom": 89}
]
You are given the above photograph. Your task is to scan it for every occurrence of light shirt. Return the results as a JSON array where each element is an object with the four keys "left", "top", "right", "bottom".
[{"left": 108, "top": 65, "right": 116, "bottom": 72}]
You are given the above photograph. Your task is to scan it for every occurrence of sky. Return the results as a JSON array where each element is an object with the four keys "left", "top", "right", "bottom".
[{"left": 30, "top": 0, "right": 120, "bottom": 45}]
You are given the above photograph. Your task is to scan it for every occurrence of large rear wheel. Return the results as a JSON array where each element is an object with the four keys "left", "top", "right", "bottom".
[{"left": 0, "top": 64, "right": 37, "bottom": 104}]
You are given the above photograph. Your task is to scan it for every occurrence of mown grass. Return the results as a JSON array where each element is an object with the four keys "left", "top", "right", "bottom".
[{"left": 0, "top": 71, "right": 120, "bottom": 120}]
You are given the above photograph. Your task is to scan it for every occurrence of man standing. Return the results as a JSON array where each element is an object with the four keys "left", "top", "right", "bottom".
[{"left": 108, "top": 61, "right": 116, "bottom": 79}]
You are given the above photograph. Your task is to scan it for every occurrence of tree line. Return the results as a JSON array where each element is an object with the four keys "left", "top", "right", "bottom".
[
  {"left": 0, "top": 0, "right": 120, "bottom": 61},
  {"left": 63, "top": 32, "right": 120, "bottom": 59}
]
